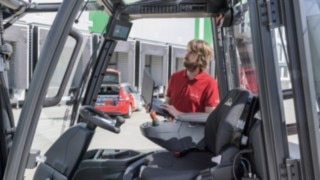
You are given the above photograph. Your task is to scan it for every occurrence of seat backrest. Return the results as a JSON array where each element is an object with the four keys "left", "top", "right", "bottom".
[
  {"left": 205, "top": 88, "right": 254, "bottom": 155},
  {"left": 33, "top": 123, "right": 94, "bottom": 179}
]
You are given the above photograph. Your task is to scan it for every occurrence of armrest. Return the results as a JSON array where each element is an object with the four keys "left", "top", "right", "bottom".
[{"left": 176, "top": 113, "right": 209, "bottom": 123}]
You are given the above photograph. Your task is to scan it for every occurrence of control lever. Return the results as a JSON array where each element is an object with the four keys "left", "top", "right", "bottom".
[
  {"left": 79, "top": 105, "right": 125, "bottom": 133},
  {"left": 115, "top": 116, "right": 125, "bottom": 128},
  {"left": 150, "top": 111, "right": 160, "bottom": 126}
]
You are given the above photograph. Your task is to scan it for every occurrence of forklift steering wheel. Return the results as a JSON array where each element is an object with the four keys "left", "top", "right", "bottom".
[{"left": 79, "top": 105, "right": 125, "bottom": 133}]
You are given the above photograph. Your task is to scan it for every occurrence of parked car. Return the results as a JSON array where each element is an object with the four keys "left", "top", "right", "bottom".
[
  {"left": 95, "top": 69, "right": 142, "bottom": 118},
  {"left": 121, "top": 82, "right": 143, "bottom": 111}
]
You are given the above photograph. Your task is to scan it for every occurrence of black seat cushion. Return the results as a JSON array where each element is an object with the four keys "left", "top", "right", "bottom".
[{"left": 141, "top": 151, "right": 216, "bottom": 180}]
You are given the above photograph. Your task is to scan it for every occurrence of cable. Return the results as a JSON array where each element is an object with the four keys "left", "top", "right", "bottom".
[
  {"left": 240, "top": 160, "right": 248, "bottom": 176},
  {"left": 241, "top": 157, "right": 252, "bottom": 177},
  {"left": 0, "top": 6, "right": 4, "bottom": 45},
  {"left": 75, "top": 0, "right": 89, "bottom": 24},
  {"left": 278, "top": 28, "right": 289, "bottom": 68},
  {"left": 232, "top": 149, "right": 253, "bottom": 180}
]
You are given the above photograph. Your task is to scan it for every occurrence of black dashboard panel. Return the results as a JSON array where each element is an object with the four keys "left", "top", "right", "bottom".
[
  {"left": 120, "top": 0, "right": 227, "bottom": 19},
  {"left": 137, "top": 2, "right": 207, "bottom": 14}
]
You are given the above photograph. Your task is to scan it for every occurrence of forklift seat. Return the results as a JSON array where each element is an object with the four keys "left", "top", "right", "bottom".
[{"left": 140, "top": 88, "right": 255, "bottom": 180}]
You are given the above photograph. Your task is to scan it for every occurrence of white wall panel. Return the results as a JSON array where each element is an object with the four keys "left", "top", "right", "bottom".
[{"left": 130, "top": 18, "right": 195, "bottom": 46}]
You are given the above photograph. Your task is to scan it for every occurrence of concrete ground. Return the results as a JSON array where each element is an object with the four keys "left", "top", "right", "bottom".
[{"left": 11, "top": 99, "right": 299, "bottom": 179}]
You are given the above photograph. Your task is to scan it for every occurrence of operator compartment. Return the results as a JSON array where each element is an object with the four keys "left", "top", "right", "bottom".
[
  {"left": 66, "top": 106, "right": 150, "bottom": 180},
  {"left": 139, "top": 69, "right": 209, "bottom": 152},
  {"left": 73, "top": 149, "right": 151, "bottom": 180},
  {"left": 140, "top": 113, "right": 209, "bottom": 152}
]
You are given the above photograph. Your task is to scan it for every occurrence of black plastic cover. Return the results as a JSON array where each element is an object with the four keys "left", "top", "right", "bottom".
[
  {"left": 34, "top": 123, "right": 94, "bottom": 178},
  {"left": 205, "top": 88, "right": 254, "bottom": 155},
  {"left": 140, "top": 121, "right": 205, "bottom": 152},
  {"left": 176, "top": 113, "right": 209, "bottom": 123}
]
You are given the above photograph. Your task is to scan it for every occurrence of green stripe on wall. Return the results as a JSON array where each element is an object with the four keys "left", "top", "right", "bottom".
[
  {"left": 89, "top": 11, "right": 109, "bottom": 33},
  {"left": 204, "top": 18, "right": 213, "bottom": 44},
  {"left": 195, "top": 18, "right": 200, "bottom": 39},
  {"left": 194, "top": 18, "right": 213, "bottom": 45}
]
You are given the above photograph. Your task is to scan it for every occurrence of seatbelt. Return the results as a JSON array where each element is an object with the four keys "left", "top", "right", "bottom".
[
  {"left": 240, "top": 96, "right": 259, "bottom": 146},
  {"left": 232, "top": 93, "right": 255, "bottom": 147}
]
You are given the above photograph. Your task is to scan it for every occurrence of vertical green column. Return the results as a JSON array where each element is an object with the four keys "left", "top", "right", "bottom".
[
  {"left": 89, "top": 11, "right": 109, "bottom": 33},
  {"left": 195, "top": 18, "right": 200, "bottom": 39},
  {"left": 88, "top": 0, "right": 109, "bottom": 33},
  {"left": 204, "top": 18, "right": 213, "bottom": 44},
  {"left": 194, "top": 18, "right": 213, "bottom": 45}
]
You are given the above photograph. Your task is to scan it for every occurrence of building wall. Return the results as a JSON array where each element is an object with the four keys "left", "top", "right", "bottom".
[{"left": 129, "top": 18, "right": 195, "bottom": 46}]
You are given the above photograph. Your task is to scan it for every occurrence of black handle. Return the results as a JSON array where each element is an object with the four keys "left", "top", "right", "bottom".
[{"left": 79, "top": 105, "right": 125, "bottom": 133}]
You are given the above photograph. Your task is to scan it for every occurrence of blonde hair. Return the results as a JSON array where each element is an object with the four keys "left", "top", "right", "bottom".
[{"left": 187, "top": 39, "right": 213, "bottom": 69}]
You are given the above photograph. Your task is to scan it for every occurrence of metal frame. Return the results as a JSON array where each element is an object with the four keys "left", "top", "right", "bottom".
[
  {"left": 80, "top": 14, "right": 121, "bottom": 110},
  {"left": 212, "top": 19, "right": 229, "bottom": 97},
  {"left": 281, "top": 0, "right": 320, "bottom": 179},
  {"left": 0, "top": 0, "right": 25, "bottom": 10},
  {"left": 29, "top": 24, "right": 38, "bottom": 82},
  {"left": 134, "top": 40, "right": 140, "bottom": 87},
  {"left": 0, "top": 70, "right": 15, "bottom": 179},
  {"left": 248, "top": 0, "right": 290, "bottom": 179},
  {"left": 81, "top": 39, "right": 117, "bottom": 107},
  {"left": 4, "top": 0, "right": 84, "bottom": 179},
  {"left": 69, "top": 35, "right": 101, "bottom": 126},
  {"left": 43, "top": 28, "right": 84, "bottom": 107},
  {"left": 25, "top": 2, "right": 101, "bottom": 13},
  {"left": 223, "top": 26, "right": 240, "bottom": 89}
]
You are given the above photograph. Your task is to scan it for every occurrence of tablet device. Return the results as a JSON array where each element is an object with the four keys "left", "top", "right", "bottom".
[
  {"left": 141, "top": 69, "right": 155, "bottom": 111},
  {"left": 141, "top": 69, "right": 170, "bottom": 117}
]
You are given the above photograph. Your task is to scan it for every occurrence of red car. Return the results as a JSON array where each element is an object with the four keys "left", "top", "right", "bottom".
[{"left": 95, "top": 69, "right": 142, "bottom": 118}]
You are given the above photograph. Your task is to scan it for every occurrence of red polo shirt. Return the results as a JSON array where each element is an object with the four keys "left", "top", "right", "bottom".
[{"left": 166, "top": 69, "right": 219, "bottom": 113}]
